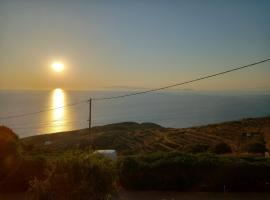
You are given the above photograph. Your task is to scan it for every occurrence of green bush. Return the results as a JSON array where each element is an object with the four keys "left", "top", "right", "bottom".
[
  {"left": 117, "top": 151, "right": 270, "bottom": 191},
  {"left": 210, "top": 142, "right": 232, "bottom": 154},
  {"left": 0, "top": 126, "right": 20, "bottom": 177},
  {"left": 0, "top": 126, "right": 22, "bottom": 191},
  {"left": 0, "top": 127, "right": 47, "bottom": 192},
  {"left": 0, "top": 156, "right": 47, "bottom": 192},
  {"left": 246, "top": 141, "right": 266, "bottom": 154},
  {"left": 118, "top": 152, "right": 216, "bottom": 189},
  {"left": 183, "top": 144, "right": 210, "bottom": 154},
  {"left": 27, "top": 153, "right": 117, "bottom": 200}
]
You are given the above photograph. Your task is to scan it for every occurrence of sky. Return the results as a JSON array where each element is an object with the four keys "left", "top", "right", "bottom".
[{"left": 0, "top": 0, "right": 270, "bottom": 91}]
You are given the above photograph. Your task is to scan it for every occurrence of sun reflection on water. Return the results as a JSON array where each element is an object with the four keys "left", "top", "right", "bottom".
[
  {"left": 49, "top": 88, "right": 68, "bottom": 133},
  {"left": 53, "top": 88, "right": 64, "bottom": 120}
]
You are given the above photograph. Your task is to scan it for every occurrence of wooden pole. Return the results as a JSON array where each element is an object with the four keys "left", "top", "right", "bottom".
[{"left": 88, "top": 98, "right": 92, "bottom": 149}]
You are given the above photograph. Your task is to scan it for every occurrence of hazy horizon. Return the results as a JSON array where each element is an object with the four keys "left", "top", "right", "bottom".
[{"left": 1, "top": 87, "right": 270, "bottom": 94}]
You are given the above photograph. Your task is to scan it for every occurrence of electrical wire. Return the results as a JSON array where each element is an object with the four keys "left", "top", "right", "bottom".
[
  {"left": 92, "top": 58, "right": 270, "bottom": 101},
  {"left": 0, "top": 100, "right": 87, "bottom": 120},
  {"left": 11, "top": 120, "right": 85, "bottom": 130},
  {"left": 3, "top": 117, "right": 87, "bottom": 127}
]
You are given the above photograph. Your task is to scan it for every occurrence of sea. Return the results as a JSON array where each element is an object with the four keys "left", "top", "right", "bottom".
[{"left": 0, "top": 89, "right": 269, "bottom": 138}]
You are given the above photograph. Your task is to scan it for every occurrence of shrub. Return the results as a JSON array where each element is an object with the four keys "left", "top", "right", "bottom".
[
  {"left": 183, "top": 144, "right": 210, "bottom": 154},
  {"left": 118, "top": 152, "right": 217, "bottom": 189},
  {"left": 0, "top": 127, "right": 47, "bottom": 192},
  {"left": 0, "top": 156, "right": 47, "bottom": 192},
  {"left": 246, "top": 141, "right": 266, "bottom": 154},
  {"left": 27, "top": 153, "right": 117, "bottom": 200},
  {"left": 0, "top": 126, "right": 20, "bottom": 167},
  {"left": 0, "top": 126, "right": 21, "bottom": 190},
  {"left": 117, "top": 151, "right": 270, "bottom": 191},
  {"left": 210, "top": 142, "right": 232, "bottom": 154}
]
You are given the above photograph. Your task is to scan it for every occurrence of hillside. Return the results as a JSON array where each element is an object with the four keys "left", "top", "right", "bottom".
[{"left": 21, "top": 117, "right": 270, "bottom": 155}]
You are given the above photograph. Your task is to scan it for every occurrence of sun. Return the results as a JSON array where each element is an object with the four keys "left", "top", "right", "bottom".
[{"left": 51, "top": 62, "right": 64, "bottom": 72}]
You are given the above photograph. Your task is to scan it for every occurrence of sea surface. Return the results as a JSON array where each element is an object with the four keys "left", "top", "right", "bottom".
[{"left": 0, "top": 89, "right": 269, "bottom": 138}]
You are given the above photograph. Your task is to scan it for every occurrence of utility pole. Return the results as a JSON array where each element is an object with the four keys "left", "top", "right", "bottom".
[{"left": 88, "top": 98, "right": 92, "bottom": 149}]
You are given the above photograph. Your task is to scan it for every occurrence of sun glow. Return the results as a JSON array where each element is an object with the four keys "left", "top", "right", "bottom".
[{"left": 52, "top": 62, "right": 64, "bottom": 72}]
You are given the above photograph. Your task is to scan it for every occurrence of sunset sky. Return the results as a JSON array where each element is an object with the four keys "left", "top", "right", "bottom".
[{"left": 0, "top": 0, "right": 269, "bottom": 91}]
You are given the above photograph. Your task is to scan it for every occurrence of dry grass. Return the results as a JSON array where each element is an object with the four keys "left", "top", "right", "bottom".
[{"left": 21, "top": 117, "right": 270, "bottom": 156}]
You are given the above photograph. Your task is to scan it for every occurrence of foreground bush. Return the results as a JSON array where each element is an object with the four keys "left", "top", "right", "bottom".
[
  {"left": 0, "top": 126, "right": 20, "bottom": 181},
  {"left": 118, "top": 151, "right": 270, "bottom": 191},
  {"left": 183, "top": 144, "right": 210, "bottom": 154},
  {"left": 0, "top": 127, "right": 47, "bottom": 193},
  {"left": 28, "top": 153, "right": 117, "bottom": 200},
  {"left": 246, "top": 141, "right": 266, "bottom": 154},
  {"left": 210, "top": 142, "right": 232, "bottom": 154},
  {"left": 0, "top": 156, "right": 47, "bottom": 192}
]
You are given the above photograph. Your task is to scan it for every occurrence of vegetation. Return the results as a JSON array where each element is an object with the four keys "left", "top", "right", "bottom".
[
  {"left": 0, "top": 126, "right": 47, "bottom": 192},
  {"left": 1, "top": 156, "right": 47, "bottom": 193},
  {"left": 27, "top": 152, "right": 117, "bottom": 200},
  {"left": 210, "top": 142, "right": 232, "bottom": 154},
  {"left": 117, "top": 151, "right": 270, "bottom": 191},
  {"left": 246, "top": 141, "right": 267, "bottom": 154},
  {"left": 0, "top": 128, "right": 117, "bottom": 200},
  {"left": 245, "top": 137, "right": 267, "bottom": 154},
  {"left": 0, "top": 126, "right": 20, "bottom": 173},
  {"left": 1, "top": 117, "right": 270, "bottom": 196},
  {"left": 183, "top": 144, "right": 210, "bottom": 153},
  {"left": 0, "top": 126, "right": 21, "bottom": 191}
]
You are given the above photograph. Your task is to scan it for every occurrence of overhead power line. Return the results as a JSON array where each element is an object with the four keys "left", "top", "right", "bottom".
[
  {"left": 4, "top": 116, "right": 88, "bottom": 127},
  {"left": 11, "top": 120, "right": 85, "bottom": 130},
  {"left": 0, "top": 100, "right": 87, "bottom": 120},
  {"left": 92, "top": 58, "right": 270, "bottom": 100},
  {"left": 0, "top": 57, "right": 269, "bottom": 120}
]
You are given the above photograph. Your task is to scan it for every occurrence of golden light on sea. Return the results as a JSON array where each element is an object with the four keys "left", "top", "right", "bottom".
[
  {"left": 48, "top": 88, "right": 67, "bottom": 133},
  {"left": 52, "top": 88, "right": 64, "bottom": 120}
]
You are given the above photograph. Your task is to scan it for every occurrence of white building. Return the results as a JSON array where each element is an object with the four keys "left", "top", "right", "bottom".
[{"left": 93, "top": 149, "right": 117, "bottom": 160}]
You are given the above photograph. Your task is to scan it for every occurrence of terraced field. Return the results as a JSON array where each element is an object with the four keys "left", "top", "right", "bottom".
[{"left": 22, "top": 117, "right": 270, "bottom": 155}]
